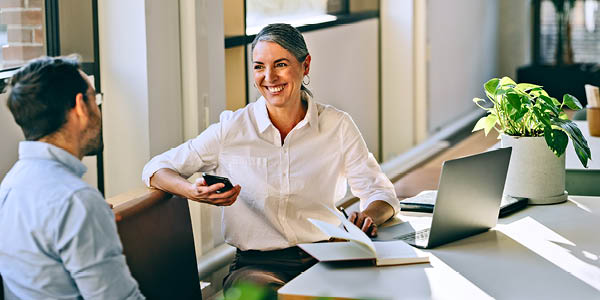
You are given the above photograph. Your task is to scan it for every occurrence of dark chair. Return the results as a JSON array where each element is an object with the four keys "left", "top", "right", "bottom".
[
  {"left": 566, "top": 169, "right": 600, "bottom": 196},
  {"left": 1, "top": 274, "right": 4, "bottom": 299},
  {"left": 114, "top": 190, "right": 202, "bottom": 300}
]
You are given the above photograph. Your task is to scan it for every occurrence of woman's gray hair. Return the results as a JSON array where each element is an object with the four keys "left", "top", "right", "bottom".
[{"left": 251, "top": 23, "right": 312, "bottom": 98}]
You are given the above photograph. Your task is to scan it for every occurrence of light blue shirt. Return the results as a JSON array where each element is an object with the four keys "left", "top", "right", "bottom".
[{"left": 0, "top": 141, "right": 144, "bottom": 300}]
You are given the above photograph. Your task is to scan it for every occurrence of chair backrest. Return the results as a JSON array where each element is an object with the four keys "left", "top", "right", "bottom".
[
  {"left": 114, "top": 190, "right": 202, "bottom": 300},
  {"left": 1, "top": 274, "right": 4, "bottom": 300}
]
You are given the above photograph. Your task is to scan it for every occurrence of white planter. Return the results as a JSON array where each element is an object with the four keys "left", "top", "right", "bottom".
[{"left": 501, "top": 135, "right": 568, "bottom": 205}]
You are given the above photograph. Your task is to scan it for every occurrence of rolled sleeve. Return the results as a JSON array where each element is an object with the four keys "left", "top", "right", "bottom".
[
  {"left": 54, "top": 188, "right": 144, "bottom": 300},
  {"left": 142, "top": 122, "right": 222, "bottom": 187},
  {"left": 341, "top": 113, "right": 400, "bottom": 214}
]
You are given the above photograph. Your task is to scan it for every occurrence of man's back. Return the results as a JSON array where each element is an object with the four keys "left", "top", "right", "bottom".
[{"left": 0, "top": 141, "right": 143, "bottom": 300}]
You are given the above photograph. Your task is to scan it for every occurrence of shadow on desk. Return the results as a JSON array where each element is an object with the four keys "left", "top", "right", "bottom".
[
  {"left": 430, "top": 199, "right": 600, "bottom": 299},
  {"left": 114, "top": 190, "right": 202, "bottom": 299}
]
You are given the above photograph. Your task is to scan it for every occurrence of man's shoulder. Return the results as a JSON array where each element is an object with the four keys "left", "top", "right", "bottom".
[{"left": 2, "top": 159, "right": 98, "bottom": 207}]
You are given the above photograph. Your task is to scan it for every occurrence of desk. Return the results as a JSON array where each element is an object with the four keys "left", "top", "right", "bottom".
[{"left": 279, "top": 196, "right": 600, "bottom": 299}]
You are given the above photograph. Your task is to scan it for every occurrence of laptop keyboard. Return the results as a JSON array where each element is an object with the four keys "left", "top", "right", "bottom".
[{"left": 397, "top": 228, "right": 431, "bottom": 242}]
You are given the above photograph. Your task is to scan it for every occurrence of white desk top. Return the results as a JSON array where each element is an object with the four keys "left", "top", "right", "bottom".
[
  {"left": 566, "top": 121, "right": 600, "bottom": 169},
  {"left": 279, "top": 196, "right": 600, "bottom": 299}
]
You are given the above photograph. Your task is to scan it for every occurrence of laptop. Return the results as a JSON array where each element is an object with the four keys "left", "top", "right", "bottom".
[{"left": 374, "top": 147, "right": 512, "bottom": 249}]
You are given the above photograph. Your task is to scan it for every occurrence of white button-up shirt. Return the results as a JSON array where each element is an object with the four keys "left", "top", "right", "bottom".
[{"left": 142, "top": 96, "right": 399, "bottom": 251}]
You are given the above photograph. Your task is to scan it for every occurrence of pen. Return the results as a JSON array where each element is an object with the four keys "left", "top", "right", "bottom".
[
  {"left": 339, "top": 207, "right": 350, "bottom": 233},
  {"left": 340, "top": 207, "right": 349, "bottom": 219}
]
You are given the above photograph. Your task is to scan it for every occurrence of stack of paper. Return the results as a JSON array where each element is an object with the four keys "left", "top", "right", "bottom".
[
  {"left": 298, "top": 207, "right": 429, "bottom": 266},
  {"left": 585, "top": 84, "right": 599, "bottom": 107}
]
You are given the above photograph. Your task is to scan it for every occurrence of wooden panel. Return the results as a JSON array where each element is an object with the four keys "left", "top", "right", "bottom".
[
  {"left": 349, "top": 0, "right": 379, "bottom": 12},
  {"left": 225, "top": 46, "right": 247, "bottom": 110},
  {"left": 224, "top": 0, "right": 245, "bottom": 37},
  {"left": 113, "top": 190, "right": 202, "bottom": 299}
]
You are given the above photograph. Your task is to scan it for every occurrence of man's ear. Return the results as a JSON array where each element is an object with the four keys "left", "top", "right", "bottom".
[{"left": 72, "top": 92, "right": 89, "bottom": 127}]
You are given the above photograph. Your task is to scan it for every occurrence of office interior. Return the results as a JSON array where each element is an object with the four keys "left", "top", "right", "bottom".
[{"left": 0, "top": 0, "right": 599, "bottom": 298}]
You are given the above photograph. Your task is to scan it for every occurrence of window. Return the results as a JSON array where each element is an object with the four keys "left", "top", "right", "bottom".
[
  {"left": 0, "top": 0, "right": 46, "bottom": 71},
  {"left": 540, "top": 0, "right": 600, "bottom": 64},
  {"left": 245, "top": 0, "right": 347, "bottom": 35}
]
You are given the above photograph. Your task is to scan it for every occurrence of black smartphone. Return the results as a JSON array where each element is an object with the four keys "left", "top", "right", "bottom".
[{"left": 202, "top": 173, "right": 234, "bottom": 193}]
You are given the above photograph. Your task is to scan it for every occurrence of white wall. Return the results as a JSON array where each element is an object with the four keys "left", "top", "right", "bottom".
[
  {"left": 0, "top": 93, "right": 23, "bottom": 181},
  {"left": 98, "top": 0, "right": 182, "bottom": 197},
  {"left": 247, "top": 20, "right": 381, "bottom": 160},
  {"left": 499, "top": 0, "right": 532, "bottom": 79},
  {"left": 427, "top": 0, "right": 500, "bottom": 134},
  {"left": 381, "top": 0, "right": 414, "bottom": 162}
]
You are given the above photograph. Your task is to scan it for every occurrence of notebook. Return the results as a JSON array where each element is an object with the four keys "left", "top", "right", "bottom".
[
  {"left": 298, "top": 208, "right": 429, "bottom": 266},
  {"left": 399, "top": 190, "right": 528, "bottom": 217}
]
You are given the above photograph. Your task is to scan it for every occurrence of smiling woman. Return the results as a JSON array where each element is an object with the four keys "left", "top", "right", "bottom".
[
  {"left": 142, "top": 22, "right": 399, "bottom": 298},
  {"left": 251, "top": 24, "right": 312, "bottom": 141}
]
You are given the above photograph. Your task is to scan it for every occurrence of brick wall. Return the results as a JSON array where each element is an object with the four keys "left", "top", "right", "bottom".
[{"left": 0, "top": 0, "right": 44, "bottom": 69}]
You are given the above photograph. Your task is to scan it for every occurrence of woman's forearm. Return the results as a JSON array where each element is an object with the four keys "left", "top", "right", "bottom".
[
  {"left": 362, "top": 200, "right": 395, "bottom": 226},
  {"left": 149, "top": 168, "right": 193, "bottom": 198}
]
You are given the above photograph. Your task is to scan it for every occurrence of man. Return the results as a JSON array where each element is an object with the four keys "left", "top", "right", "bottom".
[{"left": 0, "top": 56, "right": 144, "bottom": 299}]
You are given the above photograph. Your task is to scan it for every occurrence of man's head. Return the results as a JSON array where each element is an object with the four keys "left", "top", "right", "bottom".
[{"left": 7, "top": 56, "right": 103, "bottom": 157}]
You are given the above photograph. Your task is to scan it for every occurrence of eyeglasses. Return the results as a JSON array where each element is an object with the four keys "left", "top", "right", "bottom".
[{"left": 95, "top": 92, "right": 104, "bottom": 106}]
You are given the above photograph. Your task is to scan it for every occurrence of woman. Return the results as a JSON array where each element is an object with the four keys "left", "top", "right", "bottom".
[{"left": 142, "top": 23, "right": 399, "bottom": 293}]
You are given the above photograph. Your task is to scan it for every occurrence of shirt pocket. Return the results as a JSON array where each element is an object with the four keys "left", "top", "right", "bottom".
[{"left": 219, "top": 155, "right": 268, "bottom": 209}]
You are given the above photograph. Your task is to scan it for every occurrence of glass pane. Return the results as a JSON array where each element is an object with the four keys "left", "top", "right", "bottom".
[
  {"left": 59, "top": 0, "right": 94, "bottom": 63},
  {"left": 540, "top": 0, "right": 600, "bottom": 64},
  {"left": 0, "top": 0, "right": 46, "bottom": 70},
  {"left": 246, "top": 0, "right": 333, "bottom": 35}
]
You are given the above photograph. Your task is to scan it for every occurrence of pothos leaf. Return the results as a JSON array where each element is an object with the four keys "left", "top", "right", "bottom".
[{"left": 473, "top": 114, "right": 498, "bottom": 136}]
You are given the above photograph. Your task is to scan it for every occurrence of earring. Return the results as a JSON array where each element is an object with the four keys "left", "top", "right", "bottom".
[
  {"left": 303, "top": 75, "right": 310, "bottom": 85},
  {"left": 252, "top": 82, "right": 257, "bottom": 89}
]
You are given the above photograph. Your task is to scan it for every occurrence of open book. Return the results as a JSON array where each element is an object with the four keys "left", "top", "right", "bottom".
[{"left": 298, "top": 208, "right": 429, "bottom": 266}]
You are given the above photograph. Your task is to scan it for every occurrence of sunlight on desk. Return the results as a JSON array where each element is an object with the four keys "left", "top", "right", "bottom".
[
  {"left": 279, "top": 196, "right": 600, "bottom": 299},
  {"left": 498, "top": 216, "right": 600, "bottom": 292}
]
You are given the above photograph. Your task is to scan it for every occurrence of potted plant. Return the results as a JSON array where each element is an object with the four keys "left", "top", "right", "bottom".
[{"left": 473, "top": 76, "right": 591, "bottom": 204}]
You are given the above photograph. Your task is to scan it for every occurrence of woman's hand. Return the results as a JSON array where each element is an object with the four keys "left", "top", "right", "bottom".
[
  {"left": 185, "top": 177, "right": 241, "bottom": 206},
  {"left": 347, "top": 201, "right": 395, "bottom": 237},
  {"left": 348, "top": 211, "right": 377, "bottom": 237}
]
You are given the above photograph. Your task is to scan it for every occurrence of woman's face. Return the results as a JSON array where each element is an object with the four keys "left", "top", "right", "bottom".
[{"left": 252, "top": 41, "right": 310, "bottom": 109}]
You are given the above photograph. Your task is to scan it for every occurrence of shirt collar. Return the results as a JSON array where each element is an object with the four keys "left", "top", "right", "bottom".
[
  {"left": 254, "top": 95, "right": 319, "bottom": 134},
  {"left": 18, "top": 141, "right": 87, "bottom": 178}
]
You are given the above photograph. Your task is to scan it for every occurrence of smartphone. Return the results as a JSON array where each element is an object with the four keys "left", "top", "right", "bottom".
[{"left": 202, "top": 173, "right": 234, "bottom": 193}]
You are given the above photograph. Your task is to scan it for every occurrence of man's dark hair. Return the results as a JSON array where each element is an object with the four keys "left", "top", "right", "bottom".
[{"left": 7, "top": 56, "right": 89, "bottom": 141}]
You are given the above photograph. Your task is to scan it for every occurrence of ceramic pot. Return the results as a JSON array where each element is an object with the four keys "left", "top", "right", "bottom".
[{"left": 501, "top": 135, "right": 568, "bottom": 204}]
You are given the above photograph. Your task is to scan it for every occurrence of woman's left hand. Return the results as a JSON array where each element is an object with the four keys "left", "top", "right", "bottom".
[{"left": 348, "top": 211, "right": 377, "bottom": 237}]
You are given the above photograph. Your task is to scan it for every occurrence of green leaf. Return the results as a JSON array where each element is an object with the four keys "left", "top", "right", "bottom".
[
  {"left": 484, "top": 78, "right": 500, "bottom": 97},
  {"left": 532, "top": 107, "right": 552, "bottom": 128},
  {"left": 473, "top": 114, "right": 498, "bottom": 136},
  {"left": 538, "top": 95, "right": 560, "bottom": 116},
  {"left": 543, "top": 127, "right": 569, "bottom": 157},
  {"left": 552, "top": 118, "right": 591, "bottom": 167},
  {"left": 516, "top": 83, "right": 542, "bottom": 92},
  {"left": 563, "top": 94, "right": 583, "bottom": 110},
  {"left": 506, "top": 93, "right": 522, "bottom": 112},
  {"left": 513, "top": 108, "right": 528, "bottom": 123},
  {"left": 551, "top": 97, "right": 561, "bottom": 107},
  {"left": 559, "top": 111, "right": 569, "bottom": 120},
  {"left": 499, "top": 76, "right": 517, "bottom": 87}
]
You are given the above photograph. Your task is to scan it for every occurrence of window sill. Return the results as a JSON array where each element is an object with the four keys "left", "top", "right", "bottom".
[{"left": 225, "top": 10, "right": 378, "bottom": 49}]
